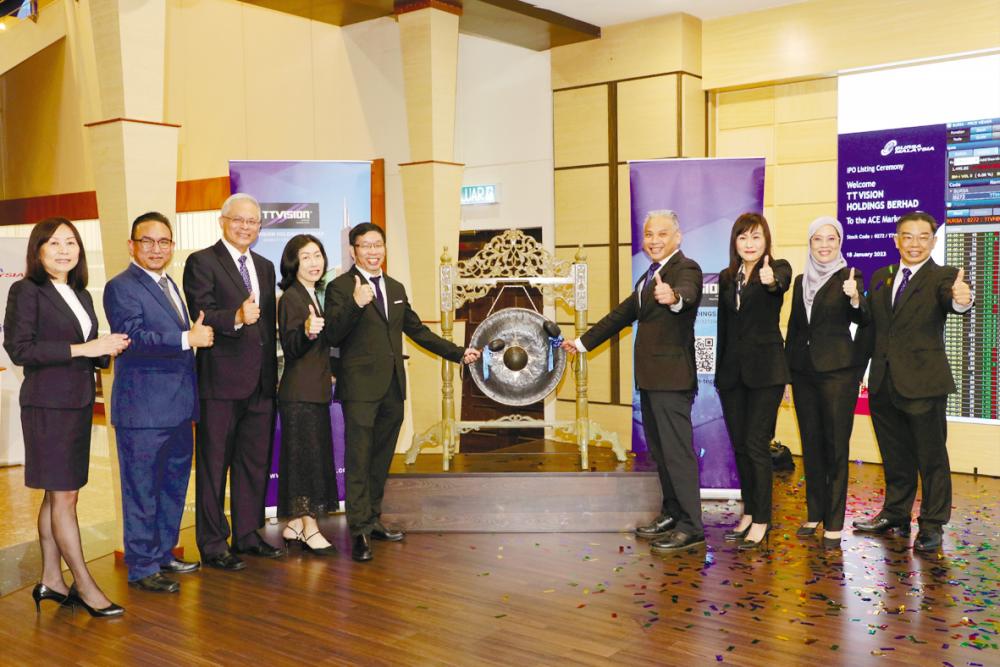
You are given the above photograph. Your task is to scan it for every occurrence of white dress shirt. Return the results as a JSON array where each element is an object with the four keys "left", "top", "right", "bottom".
[{"left": 53, "top": 282, "right": 92, "bottom": 339}]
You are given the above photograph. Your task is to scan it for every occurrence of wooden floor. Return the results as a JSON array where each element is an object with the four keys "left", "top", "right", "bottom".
[{"left": 0, "top": 460, "right": 997, "bottom": 666}]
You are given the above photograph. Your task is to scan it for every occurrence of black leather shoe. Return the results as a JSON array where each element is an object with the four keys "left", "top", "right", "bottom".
[
  {"left": 635, "top": 515, "right": 677, "bottom": 539},
  {"left": 724, "top": 524, "right": 751, "bottom": 541},
  {"left": 796, "top": 524, "right": 819, "bottom": 538},
  {"left": 737, "top": 524, "right": 772, "bottom": 551},
  {"left": 32, "top": 583, "right": 69, "bottom": 612},
  {"left": 914, "top": 529, "right": 943, "bottom": 553},
  {"left": 853, "top": 515, "right": 911, "bottom": 536},
  {"left": 352, "top": 534, "right": 373, "bottom": 562},
  {"left": 203, "top": 551, "right": 246, "bottom": 571},
  {"left": 233, "top": 542, "right": 286, "bottom": 558},
  {"left": 160, "top": 558, "right": 201, "bottom": 574},
  {"left": 129, "top": 572, "right": 180, "bottom": 593},
  {"left": 649, "top": 530, "right": 705, "bottom": 553},
  {"left": 67, "top": 584, "right": 125, "bottom": 618},
  {"left": 371, "top": 520, "right": 404, "bottom": 542}
]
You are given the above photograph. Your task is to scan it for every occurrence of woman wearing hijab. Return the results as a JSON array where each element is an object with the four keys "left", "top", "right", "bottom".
[{"left": 785, "top": 216, "right": 871, "bottom": 548}]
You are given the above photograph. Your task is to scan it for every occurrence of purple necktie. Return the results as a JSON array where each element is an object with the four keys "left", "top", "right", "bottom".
[
  {"left": 640, "top": 262, "right": 660, "bottom": 306},
  {"left": 238, "top": 255, "right": 253, "bottom": 294},
  {"left": 893, "top": 267, "right": 912, "bottom": 311},
  {"left": 370, "top": 275, "right": 386, "bottom": 314}
]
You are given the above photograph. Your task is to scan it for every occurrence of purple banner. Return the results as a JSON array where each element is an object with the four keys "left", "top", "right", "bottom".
[
  {"left": 838, "top": 124, "right": 947, "bottom": 282},
  {"left": 629, "top": 158, "right": 765, "bottom": 490}
]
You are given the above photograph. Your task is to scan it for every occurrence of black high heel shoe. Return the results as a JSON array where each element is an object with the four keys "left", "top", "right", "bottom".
[
  {"left": 301, "top": 532, "right": 338, "bottom": 557},
  {"left": 724, "top": 524, "right": 751, "bottom": 541},
  {"left": 796, "top": 523, "right": 820, "bottom": 538},
  {"left": 67, "top": 584, "right": 125, "bottom": 618},
  {"left": 282, "top": 524, "right": 304, "bottom": 549},
  {"left": 738, "top": 524, "right": 771, "bottom": 551},
  {"left": 32, "top": 583, "right": 69, "bottom": 612}
]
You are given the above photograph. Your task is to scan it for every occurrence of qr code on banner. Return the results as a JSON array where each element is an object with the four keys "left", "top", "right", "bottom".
[{"left": 695, "top": 336, "right": 715, "bottom": 374}]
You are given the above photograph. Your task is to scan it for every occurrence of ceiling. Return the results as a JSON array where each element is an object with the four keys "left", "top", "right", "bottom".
[{"left": 528, "top": 0, "right": 806, "bottom": 26}]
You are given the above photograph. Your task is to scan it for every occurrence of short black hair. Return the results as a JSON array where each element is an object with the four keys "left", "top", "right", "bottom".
[
  {"left": 278, "top": 234, "right": 328, "bottom": 291},
  {"left": 26, "top": 217, "right": 88, "bottom": 290},
  {"left": 896, "top": 211, "right": 938, "bottom": 234},
  {"left": 348, "top": 222, "right": 385, "bottom": 246},
  {"left": 131, "top": 211, "right": 173, "bottom": 240}
]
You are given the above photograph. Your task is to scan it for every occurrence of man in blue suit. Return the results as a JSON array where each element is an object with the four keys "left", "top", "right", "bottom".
[{"left": 104, "top": 212, "right": 215, "bottom": 592}]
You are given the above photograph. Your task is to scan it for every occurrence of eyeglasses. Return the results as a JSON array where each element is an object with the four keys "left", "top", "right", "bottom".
[
  {"left": 355, "top": 242, "right": 385, "bottom": 251},
  {"left": 898, "top": 233, "right": 933, "bottom": 246},
  {"left": 133, "top": 237, "right": 174, "bottom": 251},
  {"left": 222, "top": 215, "right": 262, "bottom": 228}
]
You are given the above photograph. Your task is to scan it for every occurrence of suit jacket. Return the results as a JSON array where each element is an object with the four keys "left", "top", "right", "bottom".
[
  {"left": 785, "top": 267, "right": 872, "bottom": 375},
  {"left": 278, "top": 280, "right": 333, "bottom": 404},
  {"left": 183, "top": 241, "right": 277, "bottom": 400},
  {"left": 323, "top": 266, "right": 464, "bottom": 402},
  {"left": 581, "top": 251, "right": 703, "bottom": 392},
  {"left": 715, "top": 259, "right": 792, "bottom": 389},
  {"left": 868, "top": 260, "right": 967, "bottom": 399},
  {"left": 104, "top": 263, "right": 198, "bottom": 428},
  {"left": 3, "top": 278, "right": 107, "bottom": 409}
]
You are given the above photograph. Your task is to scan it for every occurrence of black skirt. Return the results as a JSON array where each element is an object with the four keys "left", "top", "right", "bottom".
[
  {"left": 20, "top": 404, "right": 94, "bottom": 491},
  {"left": 277, "top": 401, "right": 339, "bottom": 518}
]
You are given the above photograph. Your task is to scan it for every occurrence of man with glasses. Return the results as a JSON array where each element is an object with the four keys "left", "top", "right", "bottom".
[
  {"left": 854, "top": 211, "right": 973, "bottom": 553},
  {"left": 183, "top": 193, "right": 283, "bottom": 570},
  {"left": 324, "top": 223, "right": 480, "bottom": 562},
  {"left": 105, "top": 211, "right": 215, "bottom": 592}
]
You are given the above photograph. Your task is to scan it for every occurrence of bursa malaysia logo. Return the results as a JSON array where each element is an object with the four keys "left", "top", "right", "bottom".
[{"left": 881, "top": 139, "right": 934, "bottom": 156}]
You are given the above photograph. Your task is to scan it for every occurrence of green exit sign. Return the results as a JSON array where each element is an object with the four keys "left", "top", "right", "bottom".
[{"left": 461, "top": 184, "right": 499, "bottom": 205}]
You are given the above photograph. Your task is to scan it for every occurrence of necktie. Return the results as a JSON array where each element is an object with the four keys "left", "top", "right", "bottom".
[
  {"left": 157, "top": 277, "right": 186, "bottom": 325},
  {"left": 893, "top": 267, "right": 912, "bottom": 311},
  {"left": 370, "top": 275, "right": 386, "bottom": 314},
  {"left": 238, "top": 255, "right": 253, "bottom": 294},
  {"left": 641, "top": 262, "right": 661, "bottom": 306}
]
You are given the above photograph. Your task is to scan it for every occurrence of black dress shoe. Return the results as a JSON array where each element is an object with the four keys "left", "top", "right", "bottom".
[
  {"left": 853, "top": 515, "right": 911, "bottom": 536},
  {"left": 32, "top": 583, "right": 69, "bottom": 612},
  {"left": 352, "top": 534, "right": 373, "bottom": 562},
  {"left": 233, "top": 542, "right": 286, "bottom": 558},
  {"left": 737, "top": 524, "right": 771, "bottom": 551},
  {"left": 371, "top": 520, "right": 404, "bottom": 542},
  {"left": 302, "top": 532, "right": 338, "bottom": 557},
  {"left": 913, "top": 529, "right": 943, "bottom": 553},
  {"left": 724, "top": 525, "right": 751, "bottom": 541},
  {"left": 129, "top": 572, "right": 180, "bottom": 593},
  {"left": 160, "top": 558, "right": 201, "bottom": 574},
  {"left": 203, "top": 551, "right": 246, "bottom": 571},
  {"left": 796, "top": 524, "right": 819, "bottom": 538},
  {"left": 67, "top": 584, "right": 125, "bottom": 618},
  {"left": 635, "top": 515, "right": 677, "bottom": 539},
  {"left": 649, "top": 530, "right": 705, "bottom": 553}
]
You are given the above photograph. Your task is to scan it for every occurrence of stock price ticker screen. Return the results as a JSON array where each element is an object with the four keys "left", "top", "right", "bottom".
[{"left": 944, "top": 117, "right": 999, "bottom": 421}]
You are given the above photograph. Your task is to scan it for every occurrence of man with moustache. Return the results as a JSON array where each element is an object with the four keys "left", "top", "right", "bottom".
[
  {"left": 183, "top": 193, "right": 282, "bottom": 570},
  {"left": 104, "top": 212, "right": 215, "bottom": 592},
  {"left": 324, "top": 223, "right": 481, "bottom": 562},
  {"left": 562, "top": 210, "right": 706, "bottom": 552},
  {"left": 853, "top": 211, "right": 973, "bottom": 553}
]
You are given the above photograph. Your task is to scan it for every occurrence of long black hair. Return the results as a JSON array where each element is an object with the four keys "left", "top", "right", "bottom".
[
  {"left": 26, "top": 217, "right": 88, "bottom": 290},
  {"left": 278, "top": 234, "right": 328, "bottom": 291}
]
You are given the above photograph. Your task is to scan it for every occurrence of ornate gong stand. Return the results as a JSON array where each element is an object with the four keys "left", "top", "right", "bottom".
[{"left": 405, "top": 229, "right": 625, "bottom": 471}]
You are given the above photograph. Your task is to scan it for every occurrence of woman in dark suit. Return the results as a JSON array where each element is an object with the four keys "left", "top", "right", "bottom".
[
  {"left": 716, "top": 213, "right": 791, "bottom": 550},
  {"left": 786, "top": 217, "right": 870, "bottom": 548},
  {"left": 276, "top": 235, "right": 338, "bottom": 556},
  {"left": 4, "top": 218, "right": 130, "bottom": 616}
]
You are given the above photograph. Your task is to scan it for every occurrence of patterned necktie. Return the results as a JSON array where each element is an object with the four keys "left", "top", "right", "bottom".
[
  {"left": 237, "top": 255, "right": 253, "bottom": 294},
  {"left": 641, "top": 262, "right": 661, "bottom": 306},
  {"left": 370, "top": 275, "right": 386, "bottom": 314},
  {"left": 893, "top": 267, "right": 912, "bottom": 311},
  {"left": 157, "top": 277, "right": 186, "bottom": 325}
]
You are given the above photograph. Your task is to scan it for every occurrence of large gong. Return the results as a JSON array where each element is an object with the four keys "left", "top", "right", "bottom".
[{"left": 469, "top": 308, "right": 567, "bottom": 407}]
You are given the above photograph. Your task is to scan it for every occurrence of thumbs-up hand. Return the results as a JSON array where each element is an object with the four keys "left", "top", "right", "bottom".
[
  {"left": 236, "top": 292, "right": 261, "bottom": 326},
  {"left": 353, "top": 275, "right": 374, "bottom": 307},
  {"left": 759, "top": 255, "right": 775, "bottom": 286},
  {"left": 189, "top": 310, "right": 215, "bottom": 348},
  {"left": 952, "top": 267, "right": 972, "bottom": 306},
  {"left": 653, "top": 271, "right": 677, "bottom": 305},
  {"left": 842, "top": 267, "right": 860, "bottom": 306},
  {"left": 305, "top": 304, "right": 325, "bottom": 339}
]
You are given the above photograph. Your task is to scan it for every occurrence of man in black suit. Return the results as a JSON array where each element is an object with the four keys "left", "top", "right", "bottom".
[
  {"left": 853, "top": 211, "right": 973, "bottom": 553},
  {"left": 324, "top": 223, "right": 480, "bottom": 562},
  {"left": 563, "top": 210, "right": 705, "bottom": 552},
  {"left": 183, "top": 193, "right": 283, "bottom": 570}
]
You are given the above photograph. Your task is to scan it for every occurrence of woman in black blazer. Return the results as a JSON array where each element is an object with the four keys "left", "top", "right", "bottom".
[
  {"left": 786, "top": 217, "right": 870, "bottom": 548},
  {"left": 716, "top": 213, "right": 791, "bottom": 550},
  {"left": 276, "top": 235, "right": 338, "bottom": 556},
  {"left": 3, "top": 218, "right": 129, "bottom": 616}
]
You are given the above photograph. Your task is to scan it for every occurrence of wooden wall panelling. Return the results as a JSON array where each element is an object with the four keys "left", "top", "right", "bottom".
[
  {"left": 616, "top": 74, "right": 678, "bottom": 161},
  {"left": 681, "top": 73, "right": 706, "bottom": 157},
  {"left": 553, "top": 167, "right": 611, "bottom": 246},
  {"left": 553, "top": 85, "right": 609, "bottom": 168}
]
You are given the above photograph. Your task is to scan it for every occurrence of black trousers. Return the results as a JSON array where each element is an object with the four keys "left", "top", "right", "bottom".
[
  {"left": 791, "top": 364, "right": 858, "bottom": 531},
  {"left": 639, "top": 389, "right": 702, "bottom": 535},
  {"left": 869, "top": 367, "right": 951, "bottom": 529},
  {"left": 196, "top": 386, "right": 276, "bottom": 556},
  {"left": 719, "top": 382, "right": 783, "bottom": 524},
  {"left": 342, "top": 380, "right": 405, "bottom": 536}
]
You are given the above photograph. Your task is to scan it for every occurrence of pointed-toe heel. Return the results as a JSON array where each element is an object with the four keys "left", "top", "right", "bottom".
[
  {"left": 67, "top": 585, "right": 125, "bottom": 618},
  {"left": 31, "top": 583, "right": 69, "bottom": 612}
]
